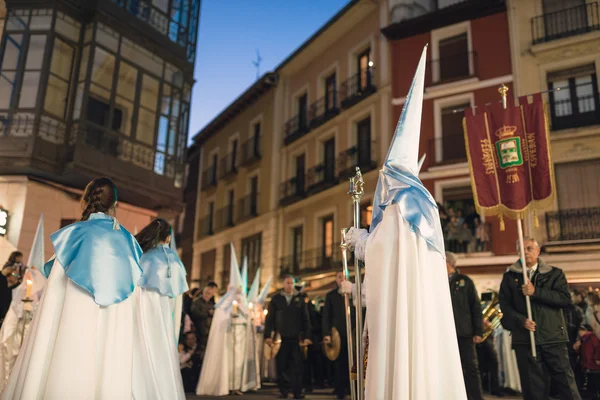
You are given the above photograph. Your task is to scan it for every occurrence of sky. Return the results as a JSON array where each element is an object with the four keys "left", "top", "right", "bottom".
[{"left": 188, "top": 0, "right": 350, "bottom": 143}]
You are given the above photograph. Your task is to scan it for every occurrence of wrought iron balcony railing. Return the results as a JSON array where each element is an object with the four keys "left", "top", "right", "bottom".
[
  {"left": 532, "top": 2, "right": 600, "bottom": 45},
  {"left": 214, "top": 205, "right": 235, "bottom": 232},
  {"left": 237, "top": 194, "right": 259, "bottom": 221},
  {"left": 240, "top": 136, "right": 261, "bottom": 166},
  {"left": 219, "top": 152, "right": 238, "bottom": 179},
  {"left": 428, "top": 51, "right": 477, "bottom": 85},
  {"left": 279, "top": 245, "right": 345, "bottom": 277},
  {"left": 196, "top": 216, "right": 214, "bottom": 240},
  {"left": 340, "top": 67, "right": 377, "bottom": 109},
  {"left": 283, "top": 114, "right": 310, "bottom": 145},
  {"left": 200, "top": 166, "right": 218, "bottom": 191},
  {"left": 0, "top": 113, "right": 66, "bottom": 144},
  {"left": 309, "top": 92, "right": 340, "bottom": 129},
  {"left": 337, "top": 145, "right": 377, "bottom": 180},
  {"left": 545, "top": 207, "right": 600, "bottom": 242},
  {"left": 280, "top": 176, "right": 307, "bottom": 206},
  {"left": 428, "top": 133, "right": 467, "bottom": 166}
]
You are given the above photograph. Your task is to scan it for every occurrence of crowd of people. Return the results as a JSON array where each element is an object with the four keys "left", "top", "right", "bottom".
[{"left": 439, "top": 202, "right": 491, "bottom": 254}]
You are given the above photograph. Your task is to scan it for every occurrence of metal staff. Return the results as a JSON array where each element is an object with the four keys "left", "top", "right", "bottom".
[
  {"left": 348, "top": 167, "right": 364, "bottom": 399},
  {"left": 499, "top": 84, "right": 536, "bottom": 357},
  {"left": 340, "top": 229, "right": 356, "bottom": 400}
]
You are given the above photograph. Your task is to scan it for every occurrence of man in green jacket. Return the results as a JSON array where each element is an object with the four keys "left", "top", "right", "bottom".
[{"left": 499, "top": 237, "right": 581, "bottom": 400}]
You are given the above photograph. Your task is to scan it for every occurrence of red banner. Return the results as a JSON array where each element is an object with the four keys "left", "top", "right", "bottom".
[{"left": 463, "top": 94, "right": 555, "bottom": 226}]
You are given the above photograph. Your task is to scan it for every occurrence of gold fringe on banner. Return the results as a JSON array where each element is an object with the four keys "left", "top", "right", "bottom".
[
  {"left": 500, "top": 215, "right": 505, "bottom": 231},
  {"left": 534, "top": 209, "right": 539, "bottom": 228}
]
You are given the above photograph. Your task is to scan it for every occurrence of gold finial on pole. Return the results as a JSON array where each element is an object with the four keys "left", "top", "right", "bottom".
[{"left": 498, "top": 84, "right": 509, "bottom": 109}]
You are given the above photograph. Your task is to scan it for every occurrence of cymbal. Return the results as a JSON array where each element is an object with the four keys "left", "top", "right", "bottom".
[{"left": 323, "top": 327, "right": 341, "bottom": 361}]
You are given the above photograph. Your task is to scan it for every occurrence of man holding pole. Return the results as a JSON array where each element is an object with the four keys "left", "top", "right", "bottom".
[{"left": 498, "top": 237, "right": 580, "bottom": 400}]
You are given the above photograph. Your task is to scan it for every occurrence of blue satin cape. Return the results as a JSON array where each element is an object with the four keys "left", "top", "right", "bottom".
[
  {"left": 45, "top": 213, "right": 143, "bottom": 306},
  {"left": 138, "top": 244, "right": 188, "bottom": 298}
]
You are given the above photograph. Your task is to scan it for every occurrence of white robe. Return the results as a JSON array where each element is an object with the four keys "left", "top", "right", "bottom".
[
  {"left": 0, "top": 261, "right": 138, "bottom": 400},
  {"left": 196, "top": 303, "right": 259, "bottom": 396},
  {"left": 364, "top": 204, "right": 467, "bottom": 400},
  {"left": 133, "top": 289, "right": 185, "bottom": 400},
  {"left": 0, "top": 269, "right": 45, "bottom": 392}
]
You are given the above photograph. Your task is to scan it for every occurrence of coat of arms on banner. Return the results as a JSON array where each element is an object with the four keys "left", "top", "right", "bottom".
[{"left": 495, "top": 126, "right": 523, "bottom": 169}]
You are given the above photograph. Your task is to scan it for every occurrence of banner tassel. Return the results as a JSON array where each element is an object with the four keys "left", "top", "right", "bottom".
[
  {"left": 534, "top": 210, "right": 540, "bottom": 228},
  {"left": 499, "top": 215, "right": 505, "bottom": 231}
]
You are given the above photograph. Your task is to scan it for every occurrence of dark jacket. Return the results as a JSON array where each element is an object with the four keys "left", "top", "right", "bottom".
[
  {"left": 449, "top": 271, "right": 484, "bottom": 338},
  {"left": 322, "top": 287, "right": 354, "bottom": 339},
  {"left": 189, "top": 297, "right": 214, "bottom": 343},
  {"left": 264, "top": 290, "right": 311, "bottom": 341},
  {"left": 499, "top": 258, "right": 570, "bottom": 347},
  {"left": 0, "top": 274, "right": 11, "bottom": 324}
]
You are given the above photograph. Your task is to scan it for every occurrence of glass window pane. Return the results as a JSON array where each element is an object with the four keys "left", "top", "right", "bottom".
[
  {"left": 89, "top": 82, "right": 111, "bottom": 103},
  {"left": 84, "top": 24, "right": 94, "bottom": 43},
  {"left": 137, "top": 108, "right": 156, "bottom": 145},
  {"left": 2, "top": 34, "right": 24, "bottom": 70},
  {"left": 576, "top": 76, "right": 595, "bottom": 113},
  {"left": 50, "top": 39, "right": 74, "bottom": 80},
  {"left": 91, "top": 47, "right": 115, "bottom": 90},
  {"left": 19, "top": 72, "right": 41, "bottom": 108},
  {"left": 140, "top": 75, "right": 159, "bottom": 111},
  {"left": 157, "top": 116, "right": 168, "bottom": 151},
  {"left": 0, "top": 72, "right": 17, "bottom": 109},
  {"left": 96, "top": 24, "right": 119, "bottom": 52},
  {"left": 120, "top": 38, "right": 163, "bottom": 77},
  {"left": 25, "top": 35, "right": 47, "bottom": 70},
  {"left": 168, "top": 122, "right": 176, "bottom": 155},
  {"left": 152, "top": 0, "right": 169, "bottom": 12},
  {"left": 114, "top": 97, "right": 134, "bottom": 135},
  {"left": 154, "top": 152, "right": 165, "bottom": 175},
  {"left": 55, "top": 13, "right": 81, "bottom": 41},
  {"left": 30, "top": 14, "right": 52, "bottom": 30},
  {"left": 552, "top": 79, "right": 571, "bottom": 117},
  {"left": 73, "top": 82, "right": 84, "bottom": 119},
  {"left": 116, "top": 61, "right": 137, "bottom": 102},
  {"left": 6, "top": 14, "right": 29, "bottom": 31},
  {"left": 161, "top": 84, "right": 171, "bottom": 115},
  {"left": 44, "top": 75, "right": 69, "bottom": 118}
]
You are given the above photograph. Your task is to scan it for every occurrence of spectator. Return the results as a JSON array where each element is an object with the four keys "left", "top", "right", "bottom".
[
  {"left": 189, "top": 287, "right": 215, "bottom": 360},
  {"left": 586, "top": 292, "right": 600, "bottom": 340},
  {"left": 179, "top": 332, "right": 202, "bottom": 393},
  {"left": 459, "top": 223, "right": 473, "bottom": 253},
  {"left": 474, "top": 218, "right": 489, "bottom": 252},
  {"left": 574, "top": 325, "right": 600, "bottom": 397}
]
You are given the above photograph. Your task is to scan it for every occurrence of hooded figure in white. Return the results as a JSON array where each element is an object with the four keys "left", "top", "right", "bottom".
[
  {"left": 0, "top": 215, "right": 46, "bottom": 392},
  {"left": 196, "top": 245, "right": 259, "bottom": 396},
  {"left": 344, "top": 46, "right": 467, "bottom": 400}
]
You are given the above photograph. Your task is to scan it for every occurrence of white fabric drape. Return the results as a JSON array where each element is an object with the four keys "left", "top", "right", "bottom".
[
  {"left": 1, "top": 261, "right": 137, "bottom": 400},
  {"left": 364, "top": 204, "right": 467, "bottom": 400}
]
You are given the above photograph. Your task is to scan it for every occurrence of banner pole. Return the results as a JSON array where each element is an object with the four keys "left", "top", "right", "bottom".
[{"left": 499, "top": 84, "right": 537, "bottom": 358}]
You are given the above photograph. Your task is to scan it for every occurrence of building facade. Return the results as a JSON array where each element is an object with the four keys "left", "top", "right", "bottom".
[
  {"left": 508, "top": 0, "right": 600, "bottom": 288},
  {"left": 0, "top": 0, "right": 200, "bottom": 263}
]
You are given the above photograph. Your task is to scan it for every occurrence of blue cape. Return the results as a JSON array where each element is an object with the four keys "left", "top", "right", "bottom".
[
  {"left": 46, "top": 213, "right": 143, "bottom": 306},
  {"left": 138, "top": 244, "right": 188, "bottom": 298}
]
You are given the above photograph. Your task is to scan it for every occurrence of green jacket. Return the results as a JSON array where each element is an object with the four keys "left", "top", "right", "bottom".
[{"left": 499, "top": 258, "right": 570, "bottom": 347}]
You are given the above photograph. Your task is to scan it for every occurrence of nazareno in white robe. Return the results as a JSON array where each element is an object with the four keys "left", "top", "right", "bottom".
[
  {"left": 0, "top": 261, "right": 139, "bottom": 399},
  {"left": 363, "top": 203, "right": 467, "bottom": 400}
]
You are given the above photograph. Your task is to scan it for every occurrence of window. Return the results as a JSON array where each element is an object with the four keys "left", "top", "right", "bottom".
[
  {"left": 227, "top": 190, "right": 234, "bottom": 226},
  {"left": 114, "top": 61, "right": 137, "bottom": 136},
  {"left": 356, "top": 117, "right": 372, "bottom": 167},
  {"left": 19, "top": 34, "right": 46, "bottom": 109},
  {"left": 222, "top": 243, "right": 231, "bottom": 284},
  {"left": 295, "top": 154, "right": 306, "bottom": 195},
  {"left": 556, "top": 159, "right": 600, "bottom": 210},
  {"left": 249, "top": 176, "right": 258, "bottom": 215},
  {"left": 211, "top": 153, "right": 218, "bottom": 182},
  {"left": 543, "top": 0, "right": 584, "bottom": 13},
  {"left": 241, "top": 233, "right": 262, "bottom": 279},
  {"left": 45, "top": 38, "right": 75, "bottom": 118},
  {"left": 230, "top": 138, "right": 238, "bottom": 170},
  {"left": 297, "top": 93, "right": 308, "bottom": 130},
  {"left": 206, "top": 201, "right": 214, "bottom": 234},
  {"left": 325, "top": 73, "right": 336, "bottom": 111},
  {"left": 440, "top": 103, "right": 469, "bottom": 162},
  {"left": 321, "top": 215, "right": 334, "bottom": 264},
  {"left": 357, "top": 48, "right": 372, "bottom": 90},
  {"left": 0, "top": 34, "right": 25, "bottom": 109},
  {"left": 548, "top": 65, "right": 600, "bottom": 130},
  {"left": 438, "top": 33, "right": 469, "bottom": 83},
  {"left": 200, "top": 248, "right": 216, "bottom": 287},
  {"left": 291, "top": 226, "right": 303, "bottom": 274},
  {"left": 323, "top": 138, "right": 336, "bottom": 183},
  {"left": 252, "top": 121, "right": 261, "bottom": 155}
]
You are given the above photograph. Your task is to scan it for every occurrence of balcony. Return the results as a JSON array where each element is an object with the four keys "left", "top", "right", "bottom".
[
  {"left": 545, "top": 207, "right": 600, "bottom": 242},
  {"left": 428, "top": 52, "right": 477, "bottom": 86},
  {"left": 200, "top": 166, "right": 218, "bottom": 191},
  {"left": 340, "top": 67, "right": 377, "bottom": 109},
  {"left": 531, "top": 2, "right": 600, "bottom": 45},
  {"left": 306, "top": 164, "right": 338, "bottom": 195},
  {"left": 240, "top": 136, "right": 261, "bottom": 166},
  {"left": 309, "top": 92, "right": 340, "bottom": 130},
  {"left": 196, "top": 216, "right": 214, "bottom": 240},
  {"left": 429, "top": 133, "right": 467, "bottom": 166},
  {"left": 337, "top": 146, "right": 377, "bottom": 181},
  {"left": 219, "top": 153, "right": 238, "bottom": 180},
  {"left": 280, "top": 177, "right": 306, "bottom": 206},
  {"left": 237, "top": 194, "right": 259, "bottom": 222},
  {"left": 279, "top": 245, "right": 344, "bottom": 277},
  {"left": 214, "top": 205, "right": 235, "bottom": 232},
  {"left": 283, "top": 114, "right": 310, "bottom": 145}
]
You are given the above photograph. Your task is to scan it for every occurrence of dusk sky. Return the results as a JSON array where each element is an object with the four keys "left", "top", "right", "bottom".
[{"left": 188, "top": 0, "right": 350, "bottom": 143}]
